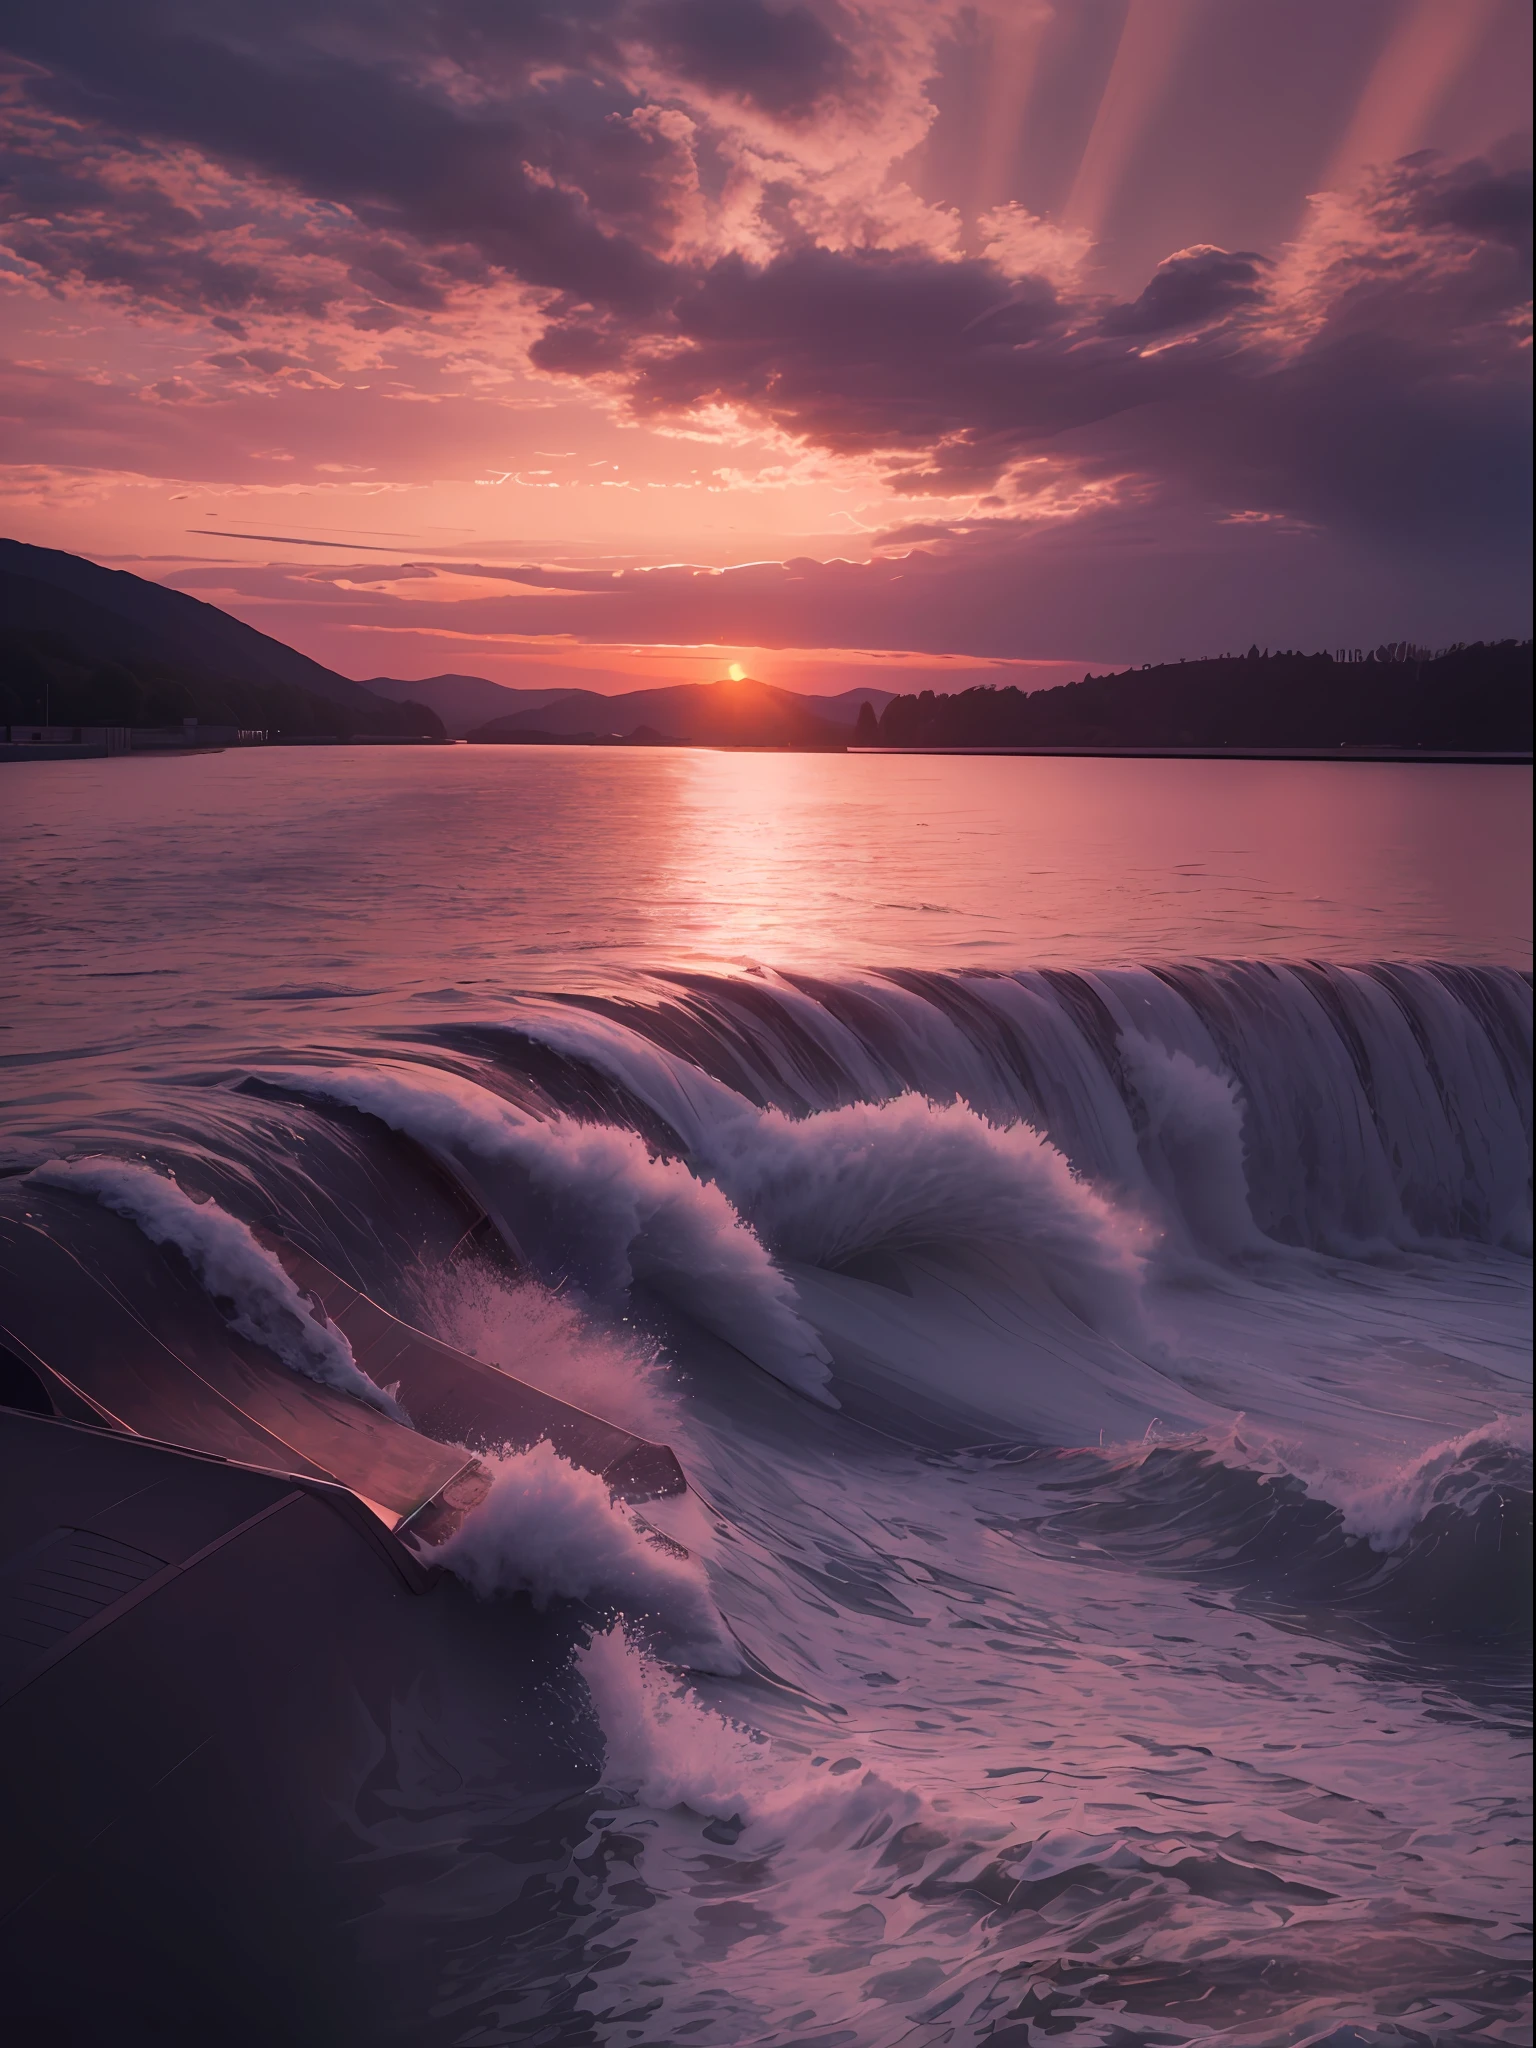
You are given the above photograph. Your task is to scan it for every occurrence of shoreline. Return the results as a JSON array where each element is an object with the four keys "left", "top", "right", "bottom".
[
  {"left": 5, "top": 739, "right": 1530, "bottom": 766},
  {"left": 847, "top": 745, "right": 1533, "bottom": 764}
]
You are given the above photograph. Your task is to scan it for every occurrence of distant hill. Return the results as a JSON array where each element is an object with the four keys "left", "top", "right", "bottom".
[
  {"left": 796, "top": 685, "right": 898, "bottom": 725},
  {"left": 363, "top": 673, "right": 582, "bottom": 737},
  {"left": 378, "top": 669, "right": 895, "bottom": 740},
  {"left": 467, "top": 676, "right": 874, "bottom": 748},
  {"left": 0, "top": 540, "right": 443, "bottom": 736},
  {"left": 872, "top": 643, "right": 1533, "bottom": 753}
]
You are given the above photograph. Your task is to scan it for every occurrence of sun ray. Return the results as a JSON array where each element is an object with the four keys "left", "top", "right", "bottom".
[
  {"left": 970, "top": 4, "right": 1052, "bottom": 221},
  {"left": 1319, "top": 0, "right": 1503, "bottom": 195},
  {"left": 1061, "top": 0, "right": 1203, "bottom": 245}
]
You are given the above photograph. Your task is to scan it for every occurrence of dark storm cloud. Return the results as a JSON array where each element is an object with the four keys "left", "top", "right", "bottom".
[
  {"left": 1387, "top": 151, "right": 1533, "bottom": 260},
  {"left": 0, "top": 0, "right": 866, "bottom": 325},
  {"left": 0, "top": 6, "right": 671, "bottom": 316},
  {"left": 1131, "top": 329, "right": 1527, "bottom": 552},
  {"left": 533, "top": 247, "right": 1163, "bottom": 467},
  {"left": 528, "top": 240, "right": 1255, "bottom": 505},
  {"left": 1099, "top": 245, "right": 1270, "bottom": 337},
  {"left": 639, "top": 0, "right": 857, "bottom": 118},
  {"left": 536, "top": 156, "right": 1531, "bottom": 554}
]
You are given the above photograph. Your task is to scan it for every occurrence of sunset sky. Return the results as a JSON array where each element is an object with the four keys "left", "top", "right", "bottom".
[{"left": 1, "top": 0, "right": 1530, "bottom": 694}]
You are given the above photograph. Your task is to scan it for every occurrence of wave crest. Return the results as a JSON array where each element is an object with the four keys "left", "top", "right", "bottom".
[
  {"left": 257, "top": 1064, "right": 835, "bottom": 1402},
  {"left": 26, "top": 1157, "right": 403, "bottom": 1418},
  {"left": 1033, "top": 1418, "right": 1532, "bottom": 1644},
  {"left": 1329, "top": 1416, "right": 1534, "bottom": 1554},
  {"left": 705, "top": 1093, "right": 1151, "bottom": 1348},
  {"left": 577, "top": 1625, "right": 922, "bottom": 1835},
  {"left": 429, "top": 1443, "right": 738, "bottom": 1672}
]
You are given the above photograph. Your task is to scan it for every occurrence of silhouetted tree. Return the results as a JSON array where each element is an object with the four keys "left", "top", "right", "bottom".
[{"left": 869, "top": 643, "right": 1531, "bottom": 752}]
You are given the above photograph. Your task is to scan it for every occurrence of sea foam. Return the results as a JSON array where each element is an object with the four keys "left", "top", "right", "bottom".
[
  {"left": 704, "top": 1092, "right": 1151, "bottom": 1348},
  {"left": 577, "top": 1624, "right": 922, "bottom": 1836},
  {"left": 463, "top": 1015, "right": 1158, "bottom": 1344},
  {"left": 429, "top": 1442, "right": 738, "bottom": 1671},
  {"left": 1327, "top": 1415, "right": 1534, "bottom": 1555},
  {"left": 416, "top": 1262, "right": 680, "bottom": 1444},
  {"left": 258, "top": 1062, "right": 835, "bottom": 1401},
  {"left": 27, "top": 1157, "right": 405, "bottom": 1418}
]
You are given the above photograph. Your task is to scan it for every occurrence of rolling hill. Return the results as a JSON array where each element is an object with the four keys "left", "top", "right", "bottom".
[
  {"left": 465, "top": 676, "right": 883, "bottom": 748},
  {"left": 0, "top": 540, "right": 442, "bottom": 736},
  {"left": 373, "top": 670, "right": 896, "bottom": 740},
  {"left": 363, "top": 673, "right": 582, "bottom": 737}
]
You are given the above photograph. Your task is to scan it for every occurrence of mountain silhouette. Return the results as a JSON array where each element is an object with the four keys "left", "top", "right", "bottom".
[
  {"left": 0, "top": 539, "right": 442, "bottom": 735},
  {"left": 364, "top": 673, "right": 581, "bottom": 736},
  {"left": 467, "top": 675, "right": 850, "bottom": 748}
]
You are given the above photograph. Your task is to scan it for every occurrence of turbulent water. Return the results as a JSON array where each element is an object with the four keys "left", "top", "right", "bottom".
[{"left": 1, "top": 749, "right": 1531, "bottom": 2046}]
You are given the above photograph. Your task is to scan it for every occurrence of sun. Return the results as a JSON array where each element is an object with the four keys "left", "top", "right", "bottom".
[{"left": 728, "top": 662, "right": 746, "bottom": 682}]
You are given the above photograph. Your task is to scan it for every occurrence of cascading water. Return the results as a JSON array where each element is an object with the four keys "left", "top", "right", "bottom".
[{"left": 448, "top": 958, "right": 1530, "bottom": 1256}]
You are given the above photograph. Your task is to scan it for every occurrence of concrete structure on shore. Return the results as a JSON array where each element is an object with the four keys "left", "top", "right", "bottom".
[
  {"left": 2, "top": 719, "right": 450, "bottom": 760},
  {"left": 1, "top": 724, "right": 132, "bottom": 760}
]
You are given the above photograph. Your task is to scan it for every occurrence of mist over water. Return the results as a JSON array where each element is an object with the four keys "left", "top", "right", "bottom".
[{"left": 1, "top": 748, "right": 1530, "bottom": 2046}]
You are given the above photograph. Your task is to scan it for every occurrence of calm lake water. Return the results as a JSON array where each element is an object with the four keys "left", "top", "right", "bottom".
[
  {"left": 1, "top": 748, "right": 1529, "bottom": 1078},
  {"left": 2, "top": 746, "right": 1530, "bottom": 2047}
]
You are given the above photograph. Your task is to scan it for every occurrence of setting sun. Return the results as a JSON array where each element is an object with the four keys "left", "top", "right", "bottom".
[{"left": 728, "top": 662, "right": 746, "bottom": 682}]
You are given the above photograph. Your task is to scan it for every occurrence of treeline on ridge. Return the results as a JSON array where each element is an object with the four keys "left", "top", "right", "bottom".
[{"left": 869, "top": 642, "right": 1533, "bottom": 752}]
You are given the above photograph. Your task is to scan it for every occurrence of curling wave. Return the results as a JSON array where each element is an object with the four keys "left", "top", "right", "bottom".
[
  {"left": 26, "top": 1157, "right": 405, "bottom": 1418},
  {"left": 1023, "top": 1417, "right": 1533, "bottom": 1644},
  {"left": 703, "top": 1093, "right": 1152, "bottom": 1348},
  {"left": 256, "top": 1063, "right": 836, "bottom": 1402},
  {"left": 476, "top": 959, "right": 1531, "bottom": 1259},
  {"left": 428, "top": 1442, "right": 738, "bottom": 1672}
]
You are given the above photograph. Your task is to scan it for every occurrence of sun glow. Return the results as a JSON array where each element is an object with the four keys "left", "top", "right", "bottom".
[{"left": 728, "top": 662, "right": 746, "bottom": 681}]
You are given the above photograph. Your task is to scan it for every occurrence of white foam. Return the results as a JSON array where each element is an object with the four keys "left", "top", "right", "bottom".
[
  {"left": 261, "top": 1063, "right": 835, "bottom": 1403},
  {"left": 706, "top": 1093, "right": 1152, "bottom": 1351},
  {"left": 415, "top": 1263, "right": 681, "bottom": 1444},
  {"left": 28, "top": 1157, "right": 404, "bottom": 1418},
  {"left": 488, "top": 1015, "right": 1155, "bottom": 1344},
  {"left": 577, "top": 1625, "right": 922, "bottom": 1836},
  {"left": 428, "top": 1441, "right": 739, "bottom": 1672},
  {"left": 578, "top": 1625, "right": 768, "bottom": 1818},
  {"left": 1326, "top": 1415, "right": 1533, "bottom": 1554},
  {"left": 508, "top": 962, "right": 1533, "bottom": 1262},
  {"left": 1120, "top": 1032, "right": 1268, "bottom": 1260}
]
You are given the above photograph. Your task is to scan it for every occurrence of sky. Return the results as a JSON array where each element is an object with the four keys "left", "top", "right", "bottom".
[{"left": 0, "top": 0, "right": 1530, "bottom": 695}]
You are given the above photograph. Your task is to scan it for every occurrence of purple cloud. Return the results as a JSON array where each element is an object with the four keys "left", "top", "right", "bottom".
[
  {"left": 1100, "top": 245, "right": 1270, "bottom": 337},
  {"left": 639, "top": 0, "right": 857, "bottom": 118}
]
